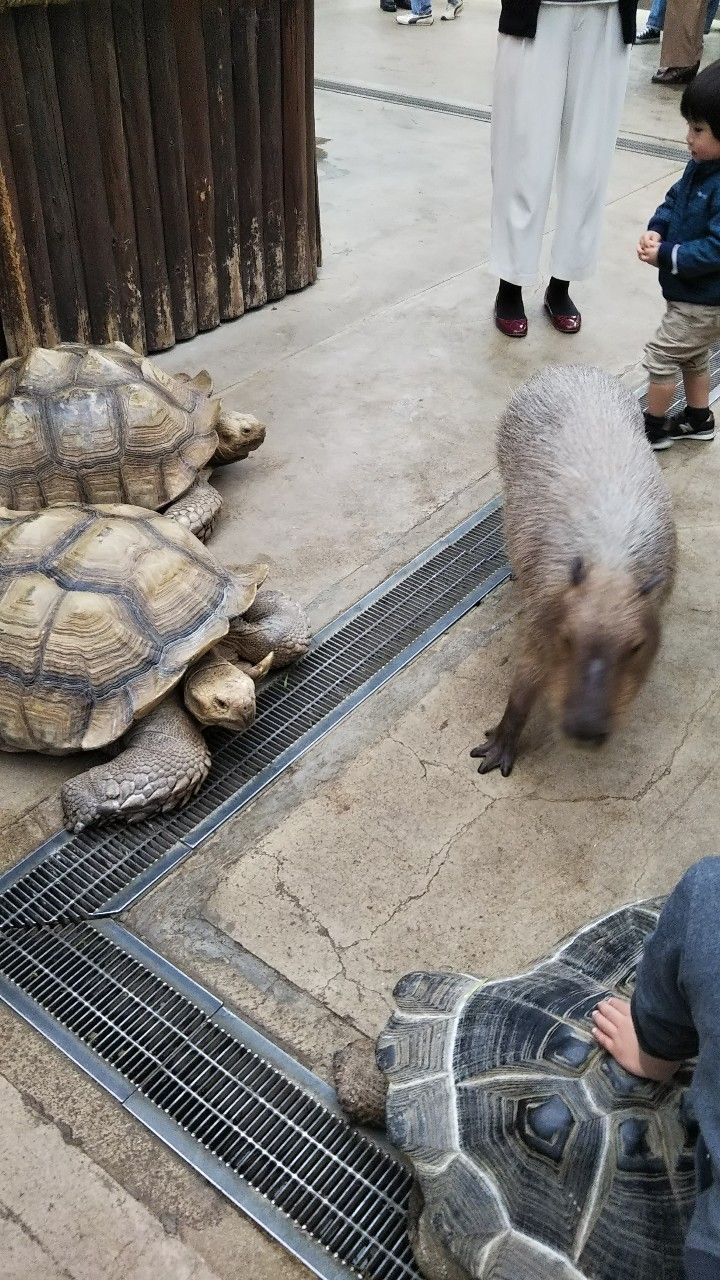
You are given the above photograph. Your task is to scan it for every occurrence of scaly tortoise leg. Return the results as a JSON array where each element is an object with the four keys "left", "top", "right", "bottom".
[
  {"left": 333, "top": 1039, "right": 387, "bottom": 1128},
  {"left": 228, "top": 590, "right": 311, "bottom": 668},
  {"left": 61, "top": 699, "right": 211, "bottom": 833},
  {"left": 164, "top": 475, "right": 223, "bottom": 543}
]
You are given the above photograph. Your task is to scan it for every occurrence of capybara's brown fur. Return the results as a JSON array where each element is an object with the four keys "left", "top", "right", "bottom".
[{"left": 471, "top": 365, "right": 677, "bottom": 775}]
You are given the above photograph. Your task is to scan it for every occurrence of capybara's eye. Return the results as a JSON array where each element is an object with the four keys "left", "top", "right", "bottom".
[{"left": 627, "top": 641, "right": 645, "bottom": 658}]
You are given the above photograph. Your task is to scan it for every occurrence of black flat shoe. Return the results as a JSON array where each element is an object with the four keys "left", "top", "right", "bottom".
[
  {"left": 652, "top": 63, "right": 700, "bottom": 85},
  {"left": 380, "top": 0, "right": 396, "bottom": 11}
]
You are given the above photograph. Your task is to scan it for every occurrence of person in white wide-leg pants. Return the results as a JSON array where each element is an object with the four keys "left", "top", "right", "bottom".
[{"left": 490, "top": 3, "right": 631, "bottom": 336}]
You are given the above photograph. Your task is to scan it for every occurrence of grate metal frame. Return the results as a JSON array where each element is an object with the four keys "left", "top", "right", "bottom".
[
  {"left": 315, "top": 78, "right": 689, "bottom": 164},
  {"left": 0, "top": 499, "right": 508, "bottom": 927},
  {"left": 0, "top": 920, "right": 418, "bottom": 1280}
]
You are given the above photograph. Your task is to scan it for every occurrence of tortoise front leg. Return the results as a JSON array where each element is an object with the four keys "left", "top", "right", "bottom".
[
  {"left": 61, "top": 699, "right": 211, "bottom": 833},
  {"left": 164, "top": 475, "right": 222, "bottom": 543},
  {"left": 333, "top": 1039, "right": 387, "bottom": 1128}
]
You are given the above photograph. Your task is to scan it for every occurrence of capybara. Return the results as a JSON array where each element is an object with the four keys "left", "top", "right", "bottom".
[{"left": 471, "top": 364, "right": 677, "bottom": 775}]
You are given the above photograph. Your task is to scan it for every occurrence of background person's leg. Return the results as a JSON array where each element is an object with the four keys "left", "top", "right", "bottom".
[
  {"left": 550, "top": 6, "right": 630, "bottom": 286},
  {"left": 657, "top": 0, "right": 705, "bottom": 76},
  {"left": 640, "top": 0, "right": 667, "bottom": 35},
  {"left": 489, "top": 9, "right": 571, "bottom": 289}
]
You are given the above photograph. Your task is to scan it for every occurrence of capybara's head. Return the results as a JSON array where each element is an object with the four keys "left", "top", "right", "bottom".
[{"left": 547, "top": 557, "right": 667, "bottom": 746}]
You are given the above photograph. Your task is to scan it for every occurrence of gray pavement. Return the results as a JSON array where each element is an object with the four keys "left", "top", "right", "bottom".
[{"left": 3, "top": 4, "right": 720, "bottom": 1276}]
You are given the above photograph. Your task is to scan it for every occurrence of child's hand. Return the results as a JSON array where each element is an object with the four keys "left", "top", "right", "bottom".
[
  {"left": 637, "top": 230, "right": 662, "bottom": 264},
  {"left": 592, "top": 998, "right": 681, "bottom": 1082},
  {"left": 639, "top": 244, "right": 660, "bottom": 267}
]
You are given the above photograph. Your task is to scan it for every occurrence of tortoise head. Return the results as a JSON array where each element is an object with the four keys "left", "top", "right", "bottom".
[
  {"left": 213, "top": 411, "right": 266, "bottom": 464},
  {"left": 184, "top": 653, "right": 258, "bottom": 731}
]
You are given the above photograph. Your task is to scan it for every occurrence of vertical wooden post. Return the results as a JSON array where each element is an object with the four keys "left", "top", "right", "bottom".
[
  {"left": 202, "top": 0, "right": 244, "bottom": 321},
  {"left": 143, "top": 0, "right": 197, "bottom": 341},
  {"left": 84, "top": 0, "right": 147, "bottom": 351},
  {"left": 112, "top": 0, "right": 175, "bottom": 351},
  {"left": 230, "top": 0, "right": 267, "bottom": 309},
  {"left": 257, "top": 0, "right": 286, "bottom": 301},
  {"left": 50, "top": 3, "right": 123, "bottom": 344},
  {"left": 0, "top": 12, "right": 59, "bottom": 347},
  {"left": 304, "top": 0, "right": 319, "bottom": 277},
  {"left": 14, "top": 5, "right": 91, "bottom": 344},
  {"left": 281, "top": 0, "right": 310, "bottom": 291},
  {"left": 0, "top": 86, "right": 39, "bottom": 355},
  {"left": 170, "top": 0, "right": 220, "bottom": 332}
]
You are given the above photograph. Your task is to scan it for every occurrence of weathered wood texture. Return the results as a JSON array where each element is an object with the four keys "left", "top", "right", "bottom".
[
  {"left": 144, "top": 0, "right": 197, "bottom": 340},
  {"left": 202, "top": 0, "right": 244, "bottom": 320},
  {"left": 84, "top": 0, "right": 146, "bottom": 349},
  {"left": 0, "top": 0, "right": 319, "bottom": 354}
]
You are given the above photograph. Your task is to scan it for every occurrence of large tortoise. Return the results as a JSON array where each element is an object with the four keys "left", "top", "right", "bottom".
[
  {"left": 0, "top": 342, "right": 266, "bottom": 541},
  {"left": 334, "top": 902, "right": 696, "bottom": 1280},
  {"left": 0, "top": 504, "right": 310, "bottom": 832}
]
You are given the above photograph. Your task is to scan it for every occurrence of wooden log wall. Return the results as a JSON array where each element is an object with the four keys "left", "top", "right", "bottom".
[{"left": 0, "top": 0, "right": 319, "bottom": 356}]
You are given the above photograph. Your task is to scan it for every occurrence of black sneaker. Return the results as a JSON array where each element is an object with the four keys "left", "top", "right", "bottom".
[
  {"left": 637, "top": 25, "right": 661, "bottom": 42},
  {"left": 644, "top": 412, "right": 672, "bottom": 450},
  {"left": 380, "top": 0, "right": 396, "bottom": 11},
  {"left": 665, "top": 407, "right": 715, "bottom": 442}
]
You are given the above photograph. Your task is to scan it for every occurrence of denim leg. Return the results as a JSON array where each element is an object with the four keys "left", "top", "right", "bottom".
[
  {"left": 705, "top": 0, "right": 719, "bottom": 33},
  {"left": 411, "top": 0, "right": 432, "bottom": 14},
  {"left": 684, "top": 1140, "right": 720, "bottom": 1278},
  {"left": 647, "top": 0, "right": 666, "bottom": 27},
  {"left": 684, "top": 1249, "right": 720, "bottom": 1279}
]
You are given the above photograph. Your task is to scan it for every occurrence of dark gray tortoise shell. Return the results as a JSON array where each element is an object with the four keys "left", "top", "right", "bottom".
[{"left": 376, "top": 900, "right": 695, "bottom": 1280}]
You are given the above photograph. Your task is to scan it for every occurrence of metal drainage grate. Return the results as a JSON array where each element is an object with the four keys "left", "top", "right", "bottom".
[
  {"left": 0, "top": 499, "right": 509, "bottom": 927},
  {"left": 315, "top": 79, "right": 689, "bottom": 164},
  {"left": 0, "top": 921, "right": 418, "bottom": 1280}
]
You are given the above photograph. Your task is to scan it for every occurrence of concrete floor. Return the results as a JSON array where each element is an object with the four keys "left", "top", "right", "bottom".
[{"left": 3, "top": 4, "right": 720, "bottom": 1276}]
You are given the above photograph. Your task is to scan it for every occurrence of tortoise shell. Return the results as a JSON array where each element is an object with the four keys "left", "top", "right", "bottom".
[
  {"left": 0, "top": 505, "right": 256, "bottom": 755},
  {"left": 0, "top": 342, "right": 218, "bottom": 511},
  {"left": 377, "top": 902, "right": 695, "bottom": 1280}
]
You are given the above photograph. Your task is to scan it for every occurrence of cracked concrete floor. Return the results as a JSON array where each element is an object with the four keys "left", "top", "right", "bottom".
[{"left": 3, "top": 2, "right": 720, "bottom": 1278}]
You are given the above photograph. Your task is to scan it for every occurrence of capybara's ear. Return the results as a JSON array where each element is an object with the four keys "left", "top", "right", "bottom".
[
  {"left": 570, "top": 556, "right": 586, "bottom": 587},
  {"left": 639, "top": 572, "right": 664, "bottom": 596}
]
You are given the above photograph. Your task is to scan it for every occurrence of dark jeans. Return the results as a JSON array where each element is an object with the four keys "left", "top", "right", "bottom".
[
  {"left": 685, "top": 1141, "right": 720, "bottom": 1278},
  {"left": 685, "top": 1249, "right": 720, "bottom": 1278}
]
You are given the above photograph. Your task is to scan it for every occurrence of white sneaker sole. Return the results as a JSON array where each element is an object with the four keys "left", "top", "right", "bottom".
[
  {"left": 396, "top": 11, "right": 434, "bottom": 21},
  {"left": 668, "top": 429, "right": 715, "bottom": 442}
]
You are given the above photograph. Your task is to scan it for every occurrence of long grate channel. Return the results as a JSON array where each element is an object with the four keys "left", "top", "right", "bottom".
[
  {"left": 0, "top": 500, "right": 509, "bottom": 927},
  {"left": 315, "top": 79, "right": 689, "bottom": 164},
  {"left": 0, "top": 921, "right": 419, "bottom": 1280}
]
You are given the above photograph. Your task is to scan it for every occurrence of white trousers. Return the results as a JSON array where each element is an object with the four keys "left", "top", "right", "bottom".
[{"left": 489, "top": 4, "right": 631, "bottom": 286}]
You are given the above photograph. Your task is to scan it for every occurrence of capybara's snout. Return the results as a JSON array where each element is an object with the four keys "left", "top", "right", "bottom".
[
  {"left": 561, "top": 656, "right": 612, "bottom": 746},
  {"left": 562, "top": 718, "right": 610, "bottom": 748}
]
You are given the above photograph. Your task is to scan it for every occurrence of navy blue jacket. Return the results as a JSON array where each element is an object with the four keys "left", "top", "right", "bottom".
[{"left": 649, "top": 159, "right": 720, "bottom": 306}]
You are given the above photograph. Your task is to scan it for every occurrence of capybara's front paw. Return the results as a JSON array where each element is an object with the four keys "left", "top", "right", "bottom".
[{"left": 470, "top": 728, "right": 516, "bottom": 777}]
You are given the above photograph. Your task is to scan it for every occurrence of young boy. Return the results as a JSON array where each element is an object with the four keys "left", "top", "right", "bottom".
[
  {"left": 641, "top": 60, "right": 720, "bottom": 451},
  {"left": 592, "top": 858, "right": 720, "bottom": 1280}
]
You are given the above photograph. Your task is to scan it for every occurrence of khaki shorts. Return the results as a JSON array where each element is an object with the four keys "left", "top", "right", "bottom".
[{"left": 644, "top": 300, "right": 720, "bottom": 381}]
